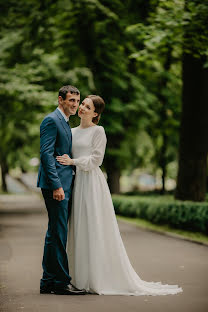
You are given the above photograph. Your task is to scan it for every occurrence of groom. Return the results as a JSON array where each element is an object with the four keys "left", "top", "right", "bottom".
[{"left": 37, "top": 85, "right": 85, "bottom": 295}]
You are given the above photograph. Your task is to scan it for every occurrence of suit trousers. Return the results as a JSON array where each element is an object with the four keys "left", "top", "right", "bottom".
[{"left": 40, "top": 188, "right": 72, "bottom": 288}]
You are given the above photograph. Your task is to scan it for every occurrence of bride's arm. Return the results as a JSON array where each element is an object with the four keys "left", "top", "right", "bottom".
[{"left": 56, "top": 127, "right": 107, "bottom": 171}]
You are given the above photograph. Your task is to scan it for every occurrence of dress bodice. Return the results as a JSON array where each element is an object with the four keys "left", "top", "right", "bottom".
[{"left": 71, "top": 125, "right": 107, "bottom": 171}]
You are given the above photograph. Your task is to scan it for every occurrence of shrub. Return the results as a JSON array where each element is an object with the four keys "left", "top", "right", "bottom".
[{"left": 112, "top": 195, "right": 208, "bottom": 235}]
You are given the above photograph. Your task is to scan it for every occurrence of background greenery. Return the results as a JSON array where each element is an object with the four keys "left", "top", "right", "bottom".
[
  {"left": 113, "top": 194, "right": 208, "bottom": 235},
  {"left": 0, "top": 0, "right": 208, "bottom": 203}
]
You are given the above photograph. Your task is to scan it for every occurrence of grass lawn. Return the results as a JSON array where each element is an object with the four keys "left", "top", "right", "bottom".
[{"left": 117, "top": 215, "right": 208, "bottom": 246}]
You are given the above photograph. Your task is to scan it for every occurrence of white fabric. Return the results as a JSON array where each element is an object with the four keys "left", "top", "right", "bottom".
[{"left": 67, "top": 125, "right": 183, "bottom": 296}]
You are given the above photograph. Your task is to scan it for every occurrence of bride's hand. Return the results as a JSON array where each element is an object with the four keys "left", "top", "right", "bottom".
[{"left": 56, "top": 154, "right": 74, "bottom": 166}]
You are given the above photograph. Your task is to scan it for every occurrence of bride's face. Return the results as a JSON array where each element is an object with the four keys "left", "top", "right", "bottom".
[{"left": 78, "top": 98, "right": 98, "bottom": 122}]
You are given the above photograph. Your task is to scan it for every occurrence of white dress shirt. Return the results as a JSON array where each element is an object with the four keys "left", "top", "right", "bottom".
[{"left": 57, "top": 107, "right": 69, "bottom": 123}]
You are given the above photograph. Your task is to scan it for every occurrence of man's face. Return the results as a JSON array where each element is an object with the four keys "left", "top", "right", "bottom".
[{"left": 58, "top": 92, "right": 80, "bottom": 116}]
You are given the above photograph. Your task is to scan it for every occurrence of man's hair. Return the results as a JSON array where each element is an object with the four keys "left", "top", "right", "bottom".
[{"left": 59, "top": 85, "right": 80, "bottom": 100}]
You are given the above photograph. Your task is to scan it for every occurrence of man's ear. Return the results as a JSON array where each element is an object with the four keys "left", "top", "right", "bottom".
[{"left": 58, "top": 96, "right": 63, "bottom": 105}]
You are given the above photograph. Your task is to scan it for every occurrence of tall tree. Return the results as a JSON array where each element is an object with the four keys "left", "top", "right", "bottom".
[{"left": 175, "top": 0, "right": 208, "bottom": 201}]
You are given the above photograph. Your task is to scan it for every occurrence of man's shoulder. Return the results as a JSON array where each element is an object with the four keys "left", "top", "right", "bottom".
[
  {"left": 43, "top": 109, "right": 58, "bottom": 121},
  {"left": 41, "top": 110, "right": 60, "bottom": 124},
  {"left": 40, "top": 110, "right": 60, "bottom": 131}
]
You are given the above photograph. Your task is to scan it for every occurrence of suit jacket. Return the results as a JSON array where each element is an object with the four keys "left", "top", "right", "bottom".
[{"left": 37, "top": 108, "right": 73, "bottom": 191}]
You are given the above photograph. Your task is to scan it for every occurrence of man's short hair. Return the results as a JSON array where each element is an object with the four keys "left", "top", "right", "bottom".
[{"left": 59, "top": 85, "right": 80, "bottom": 100}]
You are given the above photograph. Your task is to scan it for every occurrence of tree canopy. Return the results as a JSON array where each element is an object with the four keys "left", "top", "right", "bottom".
[{"left": 0, "top": 0, "right": 207, "bottom": 198}]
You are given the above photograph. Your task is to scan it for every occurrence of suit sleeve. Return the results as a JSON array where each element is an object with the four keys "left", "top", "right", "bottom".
[
  {"left": 73, "top": 127, "right": 107, "bottom": 171},
  {"left": 40, "top": 117, "right": 62, "bottom": 190}
]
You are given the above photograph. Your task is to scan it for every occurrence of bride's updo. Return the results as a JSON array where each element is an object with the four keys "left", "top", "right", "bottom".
[{"left": 87, "top": 95, "right": 105, "bottom": 125}]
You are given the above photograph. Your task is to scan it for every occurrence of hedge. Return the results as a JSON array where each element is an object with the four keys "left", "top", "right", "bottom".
[{"left": 112, "top": 195, "right": 208, "bottom": 235}]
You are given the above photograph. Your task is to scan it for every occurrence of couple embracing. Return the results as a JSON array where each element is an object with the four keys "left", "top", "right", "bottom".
[{"left": 37, "top": 85, "right": 182, "bottom": 296}]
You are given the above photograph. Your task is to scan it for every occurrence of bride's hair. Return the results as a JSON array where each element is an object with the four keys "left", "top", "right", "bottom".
[{"left": 87, "top": 95, "right": 105, "bottom": 125}]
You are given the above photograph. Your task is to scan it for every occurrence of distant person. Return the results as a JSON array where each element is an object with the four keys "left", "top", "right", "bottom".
[
  {"left": 37, "top": 85, "right": 86, "bottom": 295},
  {"left": 56, "top": 95, "right": 183, "bottom": 296}
]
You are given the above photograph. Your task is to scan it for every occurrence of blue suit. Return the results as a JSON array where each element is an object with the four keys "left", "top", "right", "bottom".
[{"left": 37, "top": 108, "right": 73, "bottom": 288}]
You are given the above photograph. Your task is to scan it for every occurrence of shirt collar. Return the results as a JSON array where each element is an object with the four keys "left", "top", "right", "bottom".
[{"left": 57, "top": 107, "right": 69, "bottom": 122}]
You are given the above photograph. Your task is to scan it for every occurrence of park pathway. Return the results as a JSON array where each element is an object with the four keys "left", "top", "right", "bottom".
[{"left": 0, "top": 194, "right": 208, "bottom": 312}]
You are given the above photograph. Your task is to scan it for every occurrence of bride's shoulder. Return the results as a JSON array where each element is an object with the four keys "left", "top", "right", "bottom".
[
  {"left": 93, "top": 126, "right": 106, "bottom": 141},
  {"left": 94, "top": 125, "right": 105, "bottom": 134}
]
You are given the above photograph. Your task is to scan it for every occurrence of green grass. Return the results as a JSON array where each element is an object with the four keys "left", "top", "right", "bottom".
[{"left": 117, "top": 215, "right": 208, "bottom": 245}]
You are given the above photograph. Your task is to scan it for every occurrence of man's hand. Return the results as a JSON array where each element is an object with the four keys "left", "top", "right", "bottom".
[
  {"left": 56, "top": 154, "right": 74, "bottom": 166},
  {"left": 53, "top": 187, "right": 65, "bottom": 201}
]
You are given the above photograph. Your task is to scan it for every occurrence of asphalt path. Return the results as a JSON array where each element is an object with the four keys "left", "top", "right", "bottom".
[{"left": 0, "top": 195, "right": 208, "bottom": 312}]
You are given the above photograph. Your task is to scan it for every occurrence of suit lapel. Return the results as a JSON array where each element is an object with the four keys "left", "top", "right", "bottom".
[{"left": 55, "top": 109, "right": 71, "bottom": 145}]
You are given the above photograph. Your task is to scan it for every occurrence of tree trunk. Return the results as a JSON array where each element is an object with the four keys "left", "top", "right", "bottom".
[
  {"left": 175, "top": 53, "right": 208, "bottom": 201},
  {"left": 176, "top": 155, "right": 207, "bottom": 201},
  {"left": 158, "top": 47, "right": 172, "bottom": 194},
  {"left": 160, "top": 133, "right": 168, "bottom": 194},
  {"left": 106, "top": 166, "right": 121, "bottom": 194},
  {"left": 0, "top": 158, "right": 8, "bottom": 192},
  {"left": 207, "top": 158, "right": 208, "bottom": 192}
]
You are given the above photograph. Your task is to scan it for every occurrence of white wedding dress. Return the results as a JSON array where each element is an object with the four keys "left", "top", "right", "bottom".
[{"left": 67, "top": 125, "right": 183, "bottom": 296}]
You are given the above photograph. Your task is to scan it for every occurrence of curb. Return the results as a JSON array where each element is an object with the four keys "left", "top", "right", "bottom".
[{"left": 117, "top": 217, "right": 208, "bottom": 248}]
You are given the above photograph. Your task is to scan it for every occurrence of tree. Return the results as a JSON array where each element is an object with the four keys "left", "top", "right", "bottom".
[
  {"left": 175, "top": 0, "right": 208, "bottom": 201},
  {"left": 0, "top": 0, "right": 57, "bottom": 191},
  {"left": 53, "top": 0, "right": 155, "bottom": 193},
  {"left": 126, "top": 0, "right": 183, "bottom": 192},
  {"left": 0, "top": 54, "right": 56, "bottom": 191},
  {"left": 0, "top": 0, "right": 113, "bottom": 191}
]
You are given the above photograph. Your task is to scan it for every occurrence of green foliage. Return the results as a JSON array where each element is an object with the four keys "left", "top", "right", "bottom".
[
  {"left": 183, "top": 0, "right": 208, "bottom": 57},
  {"left": 127, "top": 1, "right": 184, "bottom": 173},
  {"left": 51, "top": 0, "right": 157, "bottom": 172},
  {"left": 0, "top": 0, "right": 207, "bottom": 191},
  {"left": 0, "top": 0, "right": 93, "bottom": 173},
  {"left": 112, "top": 195, "right": 208, "bottom": 234},
  {"left": 0, "top": 30, "right": 56, "bottom": 171}
]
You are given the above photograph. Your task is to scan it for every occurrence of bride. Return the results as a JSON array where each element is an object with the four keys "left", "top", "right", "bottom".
[{"left": 56, "top": 95, "right": 183, "bottom": 296}]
